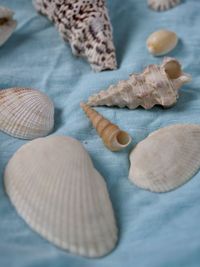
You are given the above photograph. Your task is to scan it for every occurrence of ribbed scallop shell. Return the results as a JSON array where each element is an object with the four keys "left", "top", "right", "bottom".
[
  {"left": 87, "top": 58, "right": 191, "bottom": 109},
  {"left": 0, "top": 6, "right": 17, "bottom": 46},
  {"left": 4, "top": 136, "right": 118, "bottom": 258},
  {"left": 0, "top": 88, "right": 54, "bottom": 139},
  {"left": 148, "top": 0, "right": 181, "bottom": 11},
  {"left": 129, "top": 124, "right": 200, "bottom": 192}
]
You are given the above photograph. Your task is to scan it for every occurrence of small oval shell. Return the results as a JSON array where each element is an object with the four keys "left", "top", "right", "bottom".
[
  {"left": 129, "top": 124, "right": 200, "bottom": 192},
  {"left": 147, "top": 30, "right": 178, "bottom": 56},
  {"left": 4, "top": 135, "right": 118, "bottom": 258},
  {"left": 0, "top": 88, "right": 54, "bottom": 139},
  {"left": 81, "top": 103, "right": 131, "bottom": 151},
  {"left": 0, "top": 6, "right": 17, "bottom": 46}
]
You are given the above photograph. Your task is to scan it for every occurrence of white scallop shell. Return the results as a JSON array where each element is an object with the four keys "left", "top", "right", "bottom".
[
  {"left": 148, "top": 0, "right": 181, "bottom": 11},
  {"left": 0, "top": 6, "right": 17, "bottom": 46},
  {"left": 129, "top": 124, "right": 200, "bottom": 192},
  {"left": 4, "top": 136, "right": 118, "bottom": 258},
  {"left": 0, "top": 88, "right": 54, "bottom": 139}
]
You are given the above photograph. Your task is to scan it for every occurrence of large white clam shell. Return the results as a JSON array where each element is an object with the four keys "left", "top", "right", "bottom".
[
  {"left": 129, "top": 124, "right": 200, "bottom": 192},
  {"left": 4, "top": 136, "right": 118, "bottom": 258},
  {"left": 0, "top": 88, "right": 54, "bottom": 139},
  {"left": 0, "top": 6, "right": 17, "bottom": 46}
]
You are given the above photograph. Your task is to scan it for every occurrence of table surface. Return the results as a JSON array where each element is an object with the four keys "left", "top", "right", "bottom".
[{"left": 0, "top": 0, "right": 200, "bottom": 266}]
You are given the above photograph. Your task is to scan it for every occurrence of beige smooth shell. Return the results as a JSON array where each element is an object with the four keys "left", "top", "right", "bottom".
[
  {"left": 129, "top": 124, "right": 200, "bottom": 192},
  {"left": 147, "top": 30, "right": 178, "bottom": 56},
  {"left": 4, "top": 136, "right": 118, "bottom": 258}
]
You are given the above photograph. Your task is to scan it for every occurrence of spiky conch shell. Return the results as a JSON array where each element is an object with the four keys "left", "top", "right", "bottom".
[
  {"left": 0, "top": 88, "right": 54, "bottom": 139},
  {"left": 33, "top": 0, "right": 117, "bottom": 72},
  {"left": 87, "top": 57, "right": 191, "bottom": 109},
  {"left": 147, "top": 0, "right": 181, "bottom": 11},
  {"left": 81, "top": 103, "right": 131, "bottom": 151},
  {"left": 4, "top": 135, "right": 118, "bottom": 258},
  {"left": 129, "top": 124, "right": 200, "bottom": 192},
  {"left": 0, "top": 6, "right": 17, "bottom": 46}
]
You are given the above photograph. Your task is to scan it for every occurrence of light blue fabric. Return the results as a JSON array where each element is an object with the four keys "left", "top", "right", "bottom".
[{"left": 0, "top": 0, "right": 200, "bottom": 266}]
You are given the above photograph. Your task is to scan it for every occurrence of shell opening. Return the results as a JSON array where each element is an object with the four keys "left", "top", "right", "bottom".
[
  {"left": 116, "top": 131, "right": 131, "bottom": 147},
  {"left": 164, "top": 60, "right": 182, "bottom": 79},
  {"left": 0, "top": 17, "right": 8, "bottom": 26}
]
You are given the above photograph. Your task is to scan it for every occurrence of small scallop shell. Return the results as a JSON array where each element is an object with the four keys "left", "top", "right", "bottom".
[
  {"left": 81, "top": 103, "right": 131, "bottom": 151},
  {"left": 0, "top": 88, "right": 54, "bottom": 139},
  {"left": 0, "top": 6, "right": 17, "bottom": 46},
  {"left": 147, "top": 30, "right": 178, "bottom": 56},
  {"left": 129, "top": 124, "right": 200, "bottom": 192},
  {"left": 148, "top": 0, "right": 181, "bottom": 11},
  {"left": 4, "top": 135, "right": 118, "bottom": 258}
]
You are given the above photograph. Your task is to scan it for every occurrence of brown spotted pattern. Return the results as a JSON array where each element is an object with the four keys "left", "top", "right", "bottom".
[{"left": 33, "top": 0, "right": 117, "bottom": 71}]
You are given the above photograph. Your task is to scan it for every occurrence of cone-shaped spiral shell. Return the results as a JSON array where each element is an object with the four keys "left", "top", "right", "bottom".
[
  {"left": 4, "top": 135, "right": 118, "bottom": 257},
  {"left": 33, "top": 0, "right": 117, "bottom": 72},
  {"left": 129, "top": 124, "right": 200, "bottom": 192},
  {"left": 148, "top": 0, "right": 181, "bottom": 11},
  {"left": 0, "top": 88, "right": 54, "bottom": 139},
  {"left": 87, "top": 57, "right": 191, "bottom": 109},
  {"left": 0, "top": 6, "right": 17, "bottom": 46},
  {"left": 81, "top": 103, "right": 131, "bottom": 151}
]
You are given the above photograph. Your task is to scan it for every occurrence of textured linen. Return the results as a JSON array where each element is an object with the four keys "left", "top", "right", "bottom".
[{"left": 0, "top": 0, "right": 200, "bottom": 266}]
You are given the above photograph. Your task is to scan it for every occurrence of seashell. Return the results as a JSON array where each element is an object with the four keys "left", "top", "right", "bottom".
[
  {"left": 4, "top": 135, "right": 118, "bottom": 257},
  {"left": 0, "top": 88, "right": 54, "bottom": 139},
  {"left": 33, "top": 0, "right": 117, "bottom": 72},
  {"left": 87, "top": 57, "right": 191, "bottom": 109},
  {"left": 148, "top": 0, "right": 181, "bottom": 11},
  {"left": 81, "top": 103, "right": 131, "bottom": 151},
  {"left": 147, "top": 29, "right": 178, "bottom": 56},
  {"left": 0, "top": 6, "right": 17, "bottom": 47},
  {"left": 129, "top": 124, "right": 200, "bottom": 192}
]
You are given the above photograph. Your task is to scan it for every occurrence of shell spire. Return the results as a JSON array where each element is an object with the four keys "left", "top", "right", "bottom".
[
  {"left": 81, "top": 103, "right": 131, "bottom": 151},
  {"left": 87, "top": 57, "right": 191, "bottom": 109},
  {"left": 33, "top": 0, "right": 117, "bottom": 72}
]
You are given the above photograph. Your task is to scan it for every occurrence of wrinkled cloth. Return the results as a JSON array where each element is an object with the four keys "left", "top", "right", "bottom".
[{"left": 0, "top": 0, "right": 200, "bottom": 267}]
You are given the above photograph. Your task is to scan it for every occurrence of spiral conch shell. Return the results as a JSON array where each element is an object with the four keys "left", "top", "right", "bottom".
[
  {"left": 87, "top": 58, "right": 191, "bottom": 109},
  {"left": 0, "top": 88, "right": 54, "bottom": 139},
  {"left": 148, "top": 0, "right": 181, "bottom": 11},
  {"left": 4, "top": 135, "right": 118, "bottom": 257},
  {"left": 81, "top": 103, "right": 131, "bottom": 151},
  {"left": 147, "top": 30, "right": 178, "bottom": 56},
  {"left": 129, "top": 124, "right": 200, "bottom": 192},
  {"left": 0, "top": 6, "right": 17, "bottom": 46},
  {"left": 33, "top": 0, "right": 117, "bottom": 72}
]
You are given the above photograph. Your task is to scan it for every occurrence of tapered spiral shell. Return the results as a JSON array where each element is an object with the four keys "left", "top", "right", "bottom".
[
  {"left": 87, "top": 58, "right": 191, "bottom": 109},
  {"left": 81, "top": 103, "right": 131, "bottom": 151}
]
